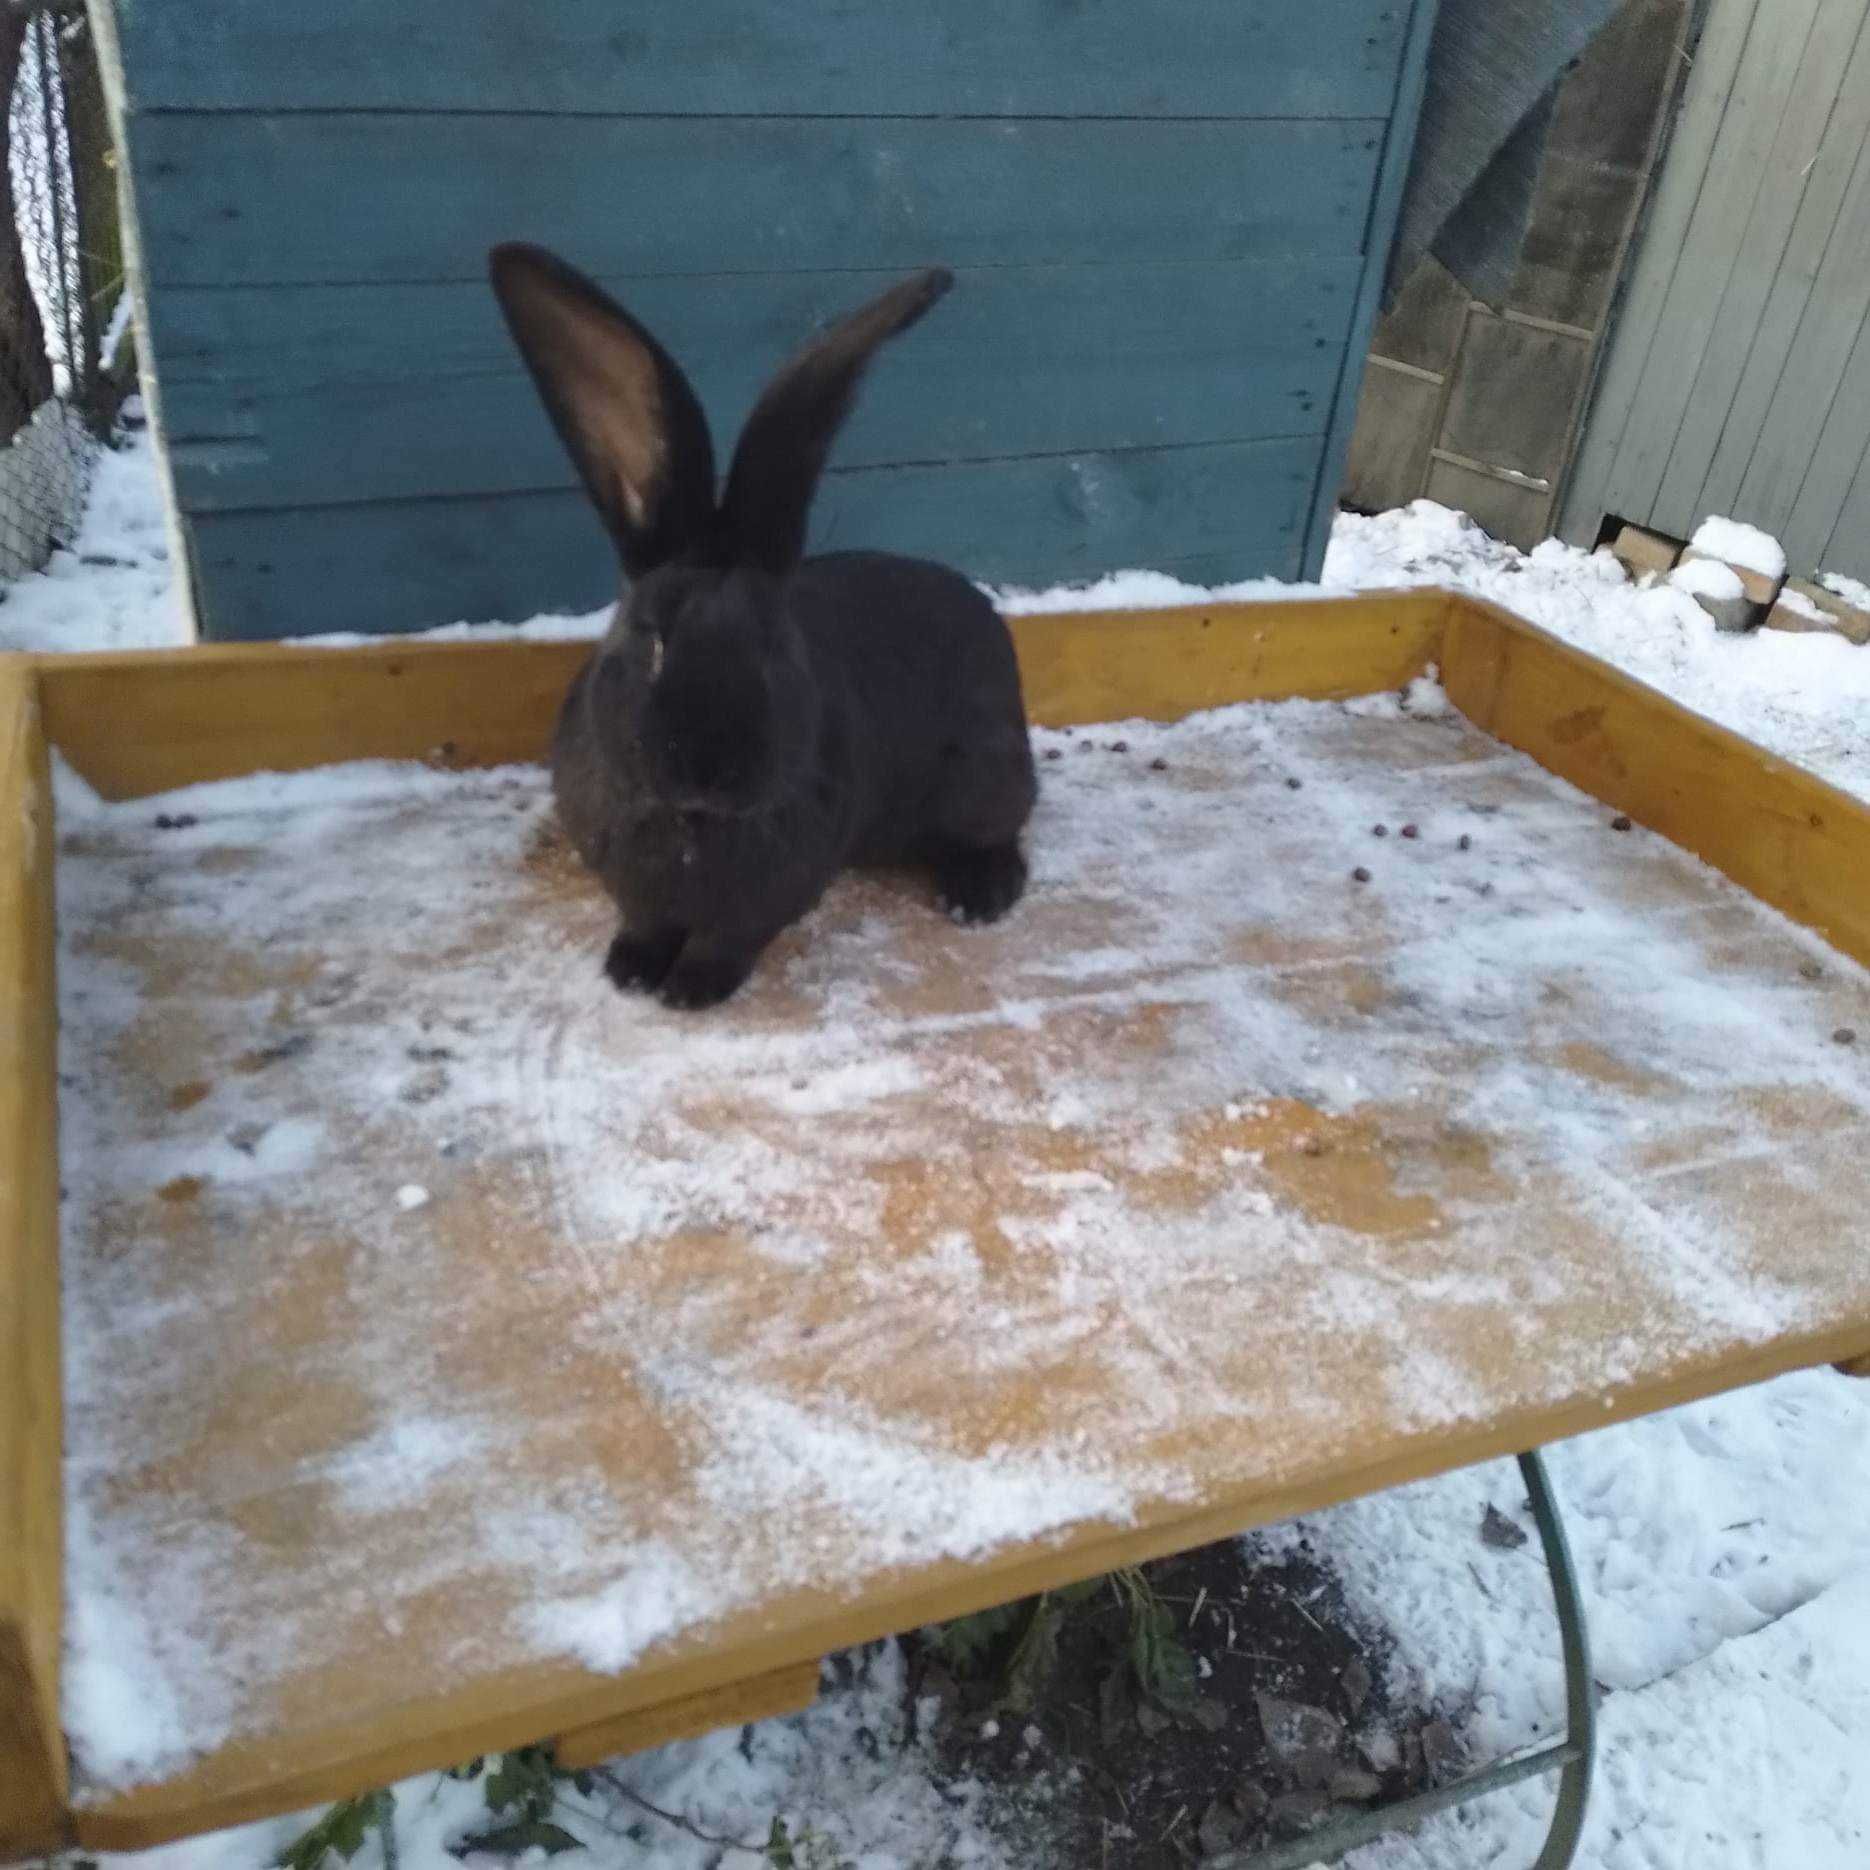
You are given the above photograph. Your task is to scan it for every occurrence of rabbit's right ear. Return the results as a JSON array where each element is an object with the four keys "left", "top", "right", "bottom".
[
  {"left": 720, "top": 267, "right": 954, "bottom": 573},
  {"left": 489, "top": 244, "right": 717, "bottom": 576}
]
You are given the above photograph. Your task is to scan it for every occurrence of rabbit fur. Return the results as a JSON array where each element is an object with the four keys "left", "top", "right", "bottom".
[{"left": 490, "top": 245, "right": 1037, "bottom": 1010}]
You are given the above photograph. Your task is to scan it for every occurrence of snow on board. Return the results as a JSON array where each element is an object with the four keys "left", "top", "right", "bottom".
[
  {"left": 51, "top": 677, "right": 1870, "bottom": 1800},
  {"left": 15, "top": 437, "right": 1867, "bottom": 1867}
]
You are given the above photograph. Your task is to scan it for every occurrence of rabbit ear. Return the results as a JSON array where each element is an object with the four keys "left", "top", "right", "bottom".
[
  {"left": 489, "top": 243, "right": 717, "bottom": 576},
  {"left": 720, "top": 268, "right": 954, "bottom": 573}
]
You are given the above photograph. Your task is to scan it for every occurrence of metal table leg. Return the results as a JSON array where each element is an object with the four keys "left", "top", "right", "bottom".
[{"left": 1210, "top": 1449, "right": 1595, "bottom": 1870}]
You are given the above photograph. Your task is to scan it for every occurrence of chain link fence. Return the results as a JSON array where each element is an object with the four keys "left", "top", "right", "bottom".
[{"left": 0, "top": 0, "right": 128, "bottom": 581}]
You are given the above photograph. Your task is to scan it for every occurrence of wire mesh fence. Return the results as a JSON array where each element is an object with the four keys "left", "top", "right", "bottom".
[{"left": 0, "top": 0, "right": 127, "bottom": 581}]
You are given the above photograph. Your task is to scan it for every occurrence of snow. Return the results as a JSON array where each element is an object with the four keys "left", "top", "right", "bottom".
[
  {"left": 1689, "top": 516, "right": 1788, "bottom": 582},
  {"left": 1392, "top": 1566, "right": 1870, "bottom": 1867},
  {"left": 1775, "top": 586, "right": 1831, "bottom": 624},
  {"left": 30, "top": 441, "right": 1870, "bottom": 1869},
  {"left": 0, "top": 431, "right": 186, "bottom": 654},
  {"left": 95, "top": 1645, "right": 1012, "bottom": 1870},
  {"left": 994, "top": 566, "right": 1320, "bottom": 615},
  {"left": 996, "top": 502, "right": 1870, "bottom": 800},
  {"left": 1669, "top": 556, "right": 1745, "bottom": 602},
  {"left": 1320, "top": 503, "right": 1870, "bottom": 802},
  {"left": 1261, "top": 1367, "right": 1870, "bottom": 1866},
  {"left": 297, "top": 607, "right": 608, "bottom": 648},
  {"left": 60, "top": 1496, "right": 201, "bottom": 1800},
  {"left": 525, "top": 1549, "right": 725, "bottom": 1681},
  {"left": 1819, "top": 568, "right": 1870, "bottom": 612},
  {"left": 1575, "top": 1566, "right": 1870, "bottom": 1868}
]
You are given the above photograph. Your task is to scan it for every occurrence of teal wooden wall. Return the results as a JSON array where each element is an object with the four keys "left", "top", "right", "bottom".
[{"left": 109, "top": 1, "right": 1436, "bottom": 640}]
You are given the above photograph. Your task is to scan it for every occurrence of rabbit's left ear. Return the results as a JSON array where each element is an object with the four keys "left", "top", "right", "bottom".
[
  {"left": 720, "top": 267, "right": 954, "bottom": 574},
  {"left": 490, "top": 243, "right": 718, "bottom": 577}
]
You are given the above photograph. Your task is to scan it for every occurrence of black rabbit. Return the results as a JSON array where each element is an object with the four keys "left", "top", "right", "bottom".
[{"left": 489, "top": 245, "right": 1037, "bottom": 1010}]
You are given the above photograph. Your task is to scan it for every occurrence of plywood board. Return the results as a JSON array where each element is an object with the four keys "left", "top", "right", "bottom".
[
  {"left": 1443, "top": 601, "right": 1870, "bottom": 970},
  {"left": 34, "top": 596, "right": 1870, "bottom": 1851}
]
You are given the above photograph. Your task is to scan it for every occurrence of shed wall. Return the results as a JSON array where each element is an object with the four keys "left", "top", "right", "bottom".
[{"left": 107, "top": 0, "right": 1434, "bottom": 639}]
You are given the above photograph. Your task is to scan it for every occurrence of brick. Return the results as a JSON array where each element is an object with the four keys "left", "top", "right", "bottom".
[
  {"left": 1609, "top": 523, "right": 1680, "bottom": 582},
  {"left": 1764, "top": 578, "right": 1870, "bottom": 646}
]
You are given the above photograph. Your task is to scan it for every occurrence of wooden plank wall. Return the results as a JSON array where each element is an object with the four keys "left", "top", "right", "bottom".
[
  {"left": 1561, "top": 0, "right": 1870, "bottom": 584},
  {"left": 106, "top": 0, "right": 1435, "bottom": 640}
]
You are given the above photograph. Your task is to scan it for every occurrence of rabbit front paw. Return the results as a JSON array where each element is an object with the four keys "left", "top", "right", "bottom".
[
  {"left": 935, "top": 841, "right": 1028, "bottom": 926},
  {"left": 658, "top": 951, "right": 757, "bottom": 1010},
  {"left": 604, "top": 928, "right": 684, "bottom": 994}
]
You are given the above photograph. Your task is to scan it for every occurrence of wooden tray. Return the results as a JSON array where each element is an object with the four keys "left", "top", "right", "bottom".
[{"left": 6, "top": 590, "right": 1870, "bottom": 1859}]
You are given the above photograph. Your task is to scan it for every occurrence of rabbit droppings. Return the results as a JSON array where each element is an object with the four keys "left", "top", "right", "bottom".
[{"left": 490, "top": 246, "right": 1037, "bottom": 1010}]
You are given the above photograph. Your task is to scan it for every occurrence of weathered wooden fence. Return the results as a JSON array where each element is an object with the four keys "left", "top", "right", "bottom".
[{"left": 1563, "top": 0, "right": 1870, "bottom": 584}]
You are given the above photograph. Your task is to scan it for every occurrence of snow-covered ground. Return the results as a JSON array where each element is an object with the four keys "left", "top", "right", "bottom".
[
  {"left": 19, "top": 441, "right": 1870, "bottom": 1868},
  {"left": 0, "top": 432, "right": 187, "bottom": 654}
]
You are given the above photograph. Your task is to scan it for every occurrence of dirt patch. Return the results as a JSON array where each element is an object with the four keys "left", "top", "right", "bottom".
[{"left": 911, "top": 1535, "right": 1452, "bottom": 1866}]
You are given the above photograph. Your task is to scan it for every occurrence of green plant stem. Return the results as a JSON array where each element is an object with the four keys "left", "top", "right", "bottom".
[{"left": 592, "top": 1768, "right": 763, "bottom": 1856}]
